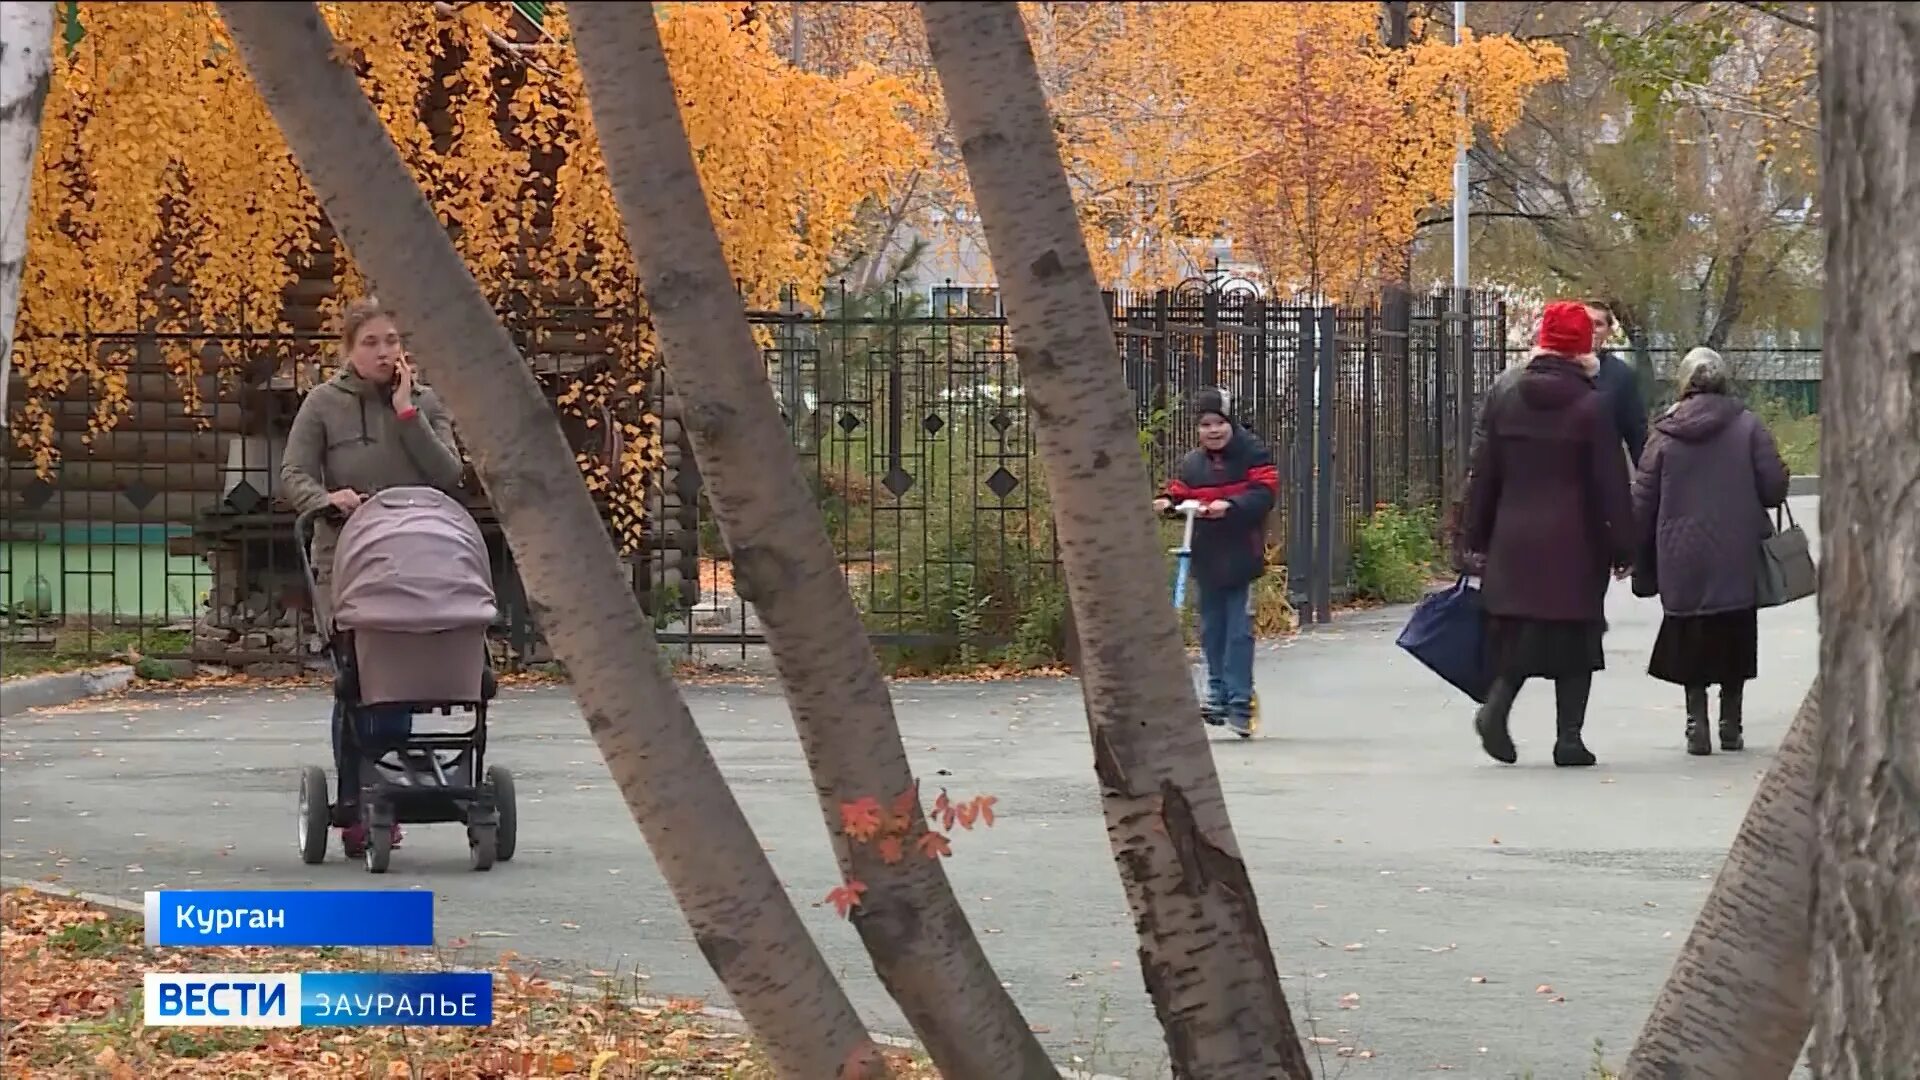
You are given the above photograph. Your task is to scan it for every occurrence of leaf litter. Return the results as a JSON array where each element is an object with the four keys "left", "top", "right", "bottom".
[{"left": 2, "top": 888, "right": 939, "bottom": 1078}]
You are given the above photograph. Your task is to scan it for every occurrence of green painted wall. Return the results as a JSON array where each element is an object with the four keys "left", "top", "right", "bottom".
[{"left": 1, "top": 524, "right": 210, "bottom": 621}]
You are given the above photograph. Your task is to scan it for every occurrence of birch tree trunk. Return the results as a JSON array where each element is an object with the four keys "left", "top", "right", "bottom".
[
  {"left": 0, "top": 0, "right": 55, "bottom": 422},
  {"left": 917, "top": 5, "right": 1312, "bottom": 1077},
  {"left": 1624, "top": 686, "right": 1818, "bottom": 1079},
  {"left": 1811, "top": 5, "right": 1920, "bottom": 1075},
  {"left": 214, "top": 6, "right": 882, "bottom": 1076},
  {"left": 566, "top": 6, "right": 1059, "bottom": 1077}
]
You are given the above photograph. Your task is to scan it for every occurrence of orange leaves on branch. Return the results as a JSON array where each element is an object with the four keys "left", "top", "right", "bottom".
[
  {"left": 955, "top": 793, "right": 997, "bottom": 830},
  {"left": 827, "top": 783, "right": 997, "bottom": 917}
]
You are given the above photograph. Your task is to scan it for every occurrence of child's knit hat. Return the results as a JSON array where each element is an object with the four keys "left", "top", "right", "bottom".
[{"left": 1193, "top": 387, "right": 1234, "bottom": 423}]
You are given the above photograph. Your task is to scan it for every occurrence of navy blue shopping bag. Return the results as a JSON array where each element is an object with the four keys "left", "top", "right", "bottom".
[{"left": 1395, "top": 577, "right": 1491, "bottom": 704}]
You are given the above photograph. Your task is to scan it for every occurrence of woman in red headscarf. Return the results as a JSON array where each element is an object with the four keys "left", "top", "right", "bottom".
[{"left": 1462, "top": 300, "right": 1636, "bottom": 767}]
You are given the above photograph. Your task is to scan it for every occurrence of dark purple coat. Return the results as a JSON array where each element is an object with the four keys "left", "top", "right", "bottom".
[
  {"left": 1631, "top": 393, "right": 1790, "bottom": 616},
  {"left": 1464, "top": 357, "right": 1636, "bottom": 623}
]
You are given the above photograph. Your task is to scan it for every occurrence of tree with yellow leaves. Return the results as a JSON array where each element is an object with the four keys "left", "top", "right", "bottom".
[
  {"left": 780, "top": 2, "right": 1564, "bottom": 294},
  {"left": 11, "top": 1, "right": 920, "bottom": 550}
]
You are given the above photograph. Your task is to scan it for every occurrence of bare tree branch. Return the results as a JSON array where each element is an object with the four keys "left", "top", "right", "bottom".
[{"left": 1730, "top": 0, "right": 1819, "bottom": 33}]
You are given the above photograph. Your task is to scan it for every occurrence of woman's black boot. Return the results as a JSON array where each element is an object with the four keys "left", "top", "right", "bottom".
[
  {"left": 1685, "top": 685, "right": 1712, "bottom": 756},
  {"left": 1552, "top": 674, "right": 1597, "bottom": 767},
  {"left": 1719, "top": 682, "right": 1745, "bottom": 751},
  {"left": 1475, "top": 678, "right": 1521, "bottom": 764}
]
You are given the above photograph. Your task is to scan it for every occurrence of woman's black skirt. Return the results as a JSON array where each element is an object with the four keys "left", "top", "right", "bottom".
[
  {"left": 1648, "top": 609, "right": 1759, "bottom": 686},
  {"left": 1486, "top": 616, "right": 1606, "bottom": 680}
]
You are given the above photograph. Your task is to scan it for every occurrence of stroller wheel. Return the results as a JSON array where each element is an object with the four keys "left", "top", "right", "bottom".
[
  {"left": 467, "top": 825, "right": 497, "bottom": 872},
  {"left": 297, "top": 767, "right": 330, "bottom": 865},
  {"left": 486, "top": 765, "right": 516, "bottom": 863},
  {"left": 364, "top": 817, "right": 392, "bottom": 874}
]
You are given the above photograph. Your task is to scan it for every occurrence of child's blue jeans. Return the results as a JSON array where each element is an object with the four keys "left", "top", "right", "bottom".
[
  {"left": 331, "top": 698, "right": 414, "bottom": 810},
  {"left": 1198, "top": 581, "right": 1256, "bottom": 720}
]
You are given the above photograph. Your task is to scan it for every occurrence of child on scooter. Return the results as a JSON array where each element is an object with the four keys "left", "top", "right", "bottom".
[{"left": 1152, "top": 388, "right": 1279, "bottom": 735}]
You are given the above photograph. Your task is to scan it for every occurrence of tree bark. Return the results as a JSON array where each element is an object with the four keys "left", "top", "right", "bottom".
[
  {"left": 566, "top": 6, "right": 1058, "bottom": 1078},
  {"left": 0, "top": 0, "right": 55, "bottom": 423},
  {"left": 1811, "top": 5, "right": 1920, "bottom": 1076},
  {"left": 213, "top": 6, "right": 883, "bottom": 1077},
  {"left": 916, "top": 5, "right": 1313, "bottom": 1078},
  {"left": 1624, "top": 686, "right": 1818, "bottom": 1079}
]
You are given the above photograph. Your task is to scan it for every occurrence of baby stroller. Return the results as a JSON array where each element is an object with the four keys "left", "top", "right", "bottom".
[{"left": 293, "top": 486, "right": 516, "bottom": 873}]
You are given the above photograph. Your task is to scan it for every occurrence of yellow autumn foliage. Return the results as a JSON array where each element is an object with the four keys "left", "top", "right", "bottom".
[
  {"left": 14, "top": 2, "right": 921, "bottom": 550},
  {"left": 793, "top": 2, "right": 1564, "bottom": 293}
]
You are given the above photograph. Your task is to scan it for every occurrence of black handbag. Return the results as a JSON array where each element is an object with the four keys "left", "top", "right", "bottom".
[{"left": 1756, "top": 503, "right": 1816, "bottom": 608}]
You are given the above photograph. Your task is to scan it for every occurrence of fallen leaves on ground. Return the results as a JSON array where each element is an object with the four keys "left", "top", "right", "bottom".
[{"left": 2, "top": 888, "right": 939, "bottom": 1078}]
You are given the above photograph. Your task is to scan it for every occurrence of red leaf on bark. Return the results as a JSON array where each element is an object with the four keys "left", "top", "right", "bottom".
[
  {"left": 917, "top": 832, "right": 953, "bottom": 859},
  {"left": 826, "top": 880, "right": 867, "bottom": 917},
  {"left": 839, "top": 797, "right": 883, "bottom": 842},
  {"left": 876, "top": 836, "right": 904, "bottom": 864},
  {"left": 932, "top": 789, "right": 957, "bottom": 831},
  {"left": 890, "top": 783, "right": 920, "bottom": 825},
  {"left": 955, "top": 800, "right": 979, "bottom": 830}
]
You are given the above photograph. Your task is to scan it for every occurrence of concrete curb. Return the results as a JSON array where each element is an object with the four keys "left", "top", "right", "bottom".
[
  {"left": 0, "top": 664, "right": 135, "bottom": 718},
  {"left": 1789, "top": 474, "right": 1820, "bottom": 497},
  {"left": 1, "top": 876, "right": 1126, "bottom": 1080}
]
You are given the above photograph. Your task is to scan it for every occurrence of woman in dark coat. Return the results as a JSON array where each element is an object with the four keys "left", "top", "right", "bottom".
[
  {"left": 1632, "top": 347, "right": 1790, "bottom": 755},
  {"left": 1464, "top": 300, "right": 1636, "bottom": 767}
]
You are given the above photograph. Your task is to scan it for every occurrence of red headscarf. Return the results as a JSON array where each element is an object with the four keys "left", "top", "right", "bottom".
[{"left": 1535, "top": 300, "right": 1594, "bottom": 358}]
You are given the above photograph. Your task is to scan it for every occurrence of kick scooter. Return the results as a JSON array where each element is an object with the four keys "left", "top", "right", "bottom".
[{"left": 1168, "top": 500, "right": 1259, "bottom": 737}]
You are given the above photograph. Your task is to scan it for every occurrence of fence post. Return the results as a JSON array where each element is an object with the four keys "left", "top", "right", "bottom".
[
  {"left": 779, "top": 284, "right": 804, "bottom": 442},
  {"left": 1455, "top": 291, "right": 1477, "bottom": 492},
  {"left": 1385, "top": 286, "right": 1411, "bottom": 506},
  {"left": 1362, "top": 305, "right": 1377, "bottom": 518},
  {"left": 1431, "top": 289, "right": 1451, "bottom": 499},
  {"left": 1249, "top": 296, "right": 1269, "bottom": 442},
  {"left": 1289, "top": 306, "right": 1316, "bottom": 613},
  {"left": 1151, "top": 289, "right": 1170, "bottom": 448},
  {"left": 1313, "top": 306, "right": 1336, "bottom": 626},
  {"left": 1201, "top": 288, "right": 1220, "bottom": 388}
]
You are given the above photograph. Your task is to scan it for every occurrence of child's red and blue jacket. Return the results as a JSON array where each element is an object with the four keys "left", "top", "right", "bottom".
[{"left": 1160, "top": 426, "right": 1280, "bottom": 589}]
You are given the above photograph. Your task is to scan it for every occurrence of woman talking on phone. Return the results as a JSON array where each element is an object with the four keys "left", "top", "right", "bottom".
[{"left": 280, "top": 297, "right": 466, "bottom": 853}]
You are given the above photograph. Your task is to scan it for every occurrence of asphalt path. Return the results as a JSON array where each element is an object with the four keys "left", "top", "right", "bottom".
[{"left": 0, "top": 497, "right": 1823, "bottom": 1078}]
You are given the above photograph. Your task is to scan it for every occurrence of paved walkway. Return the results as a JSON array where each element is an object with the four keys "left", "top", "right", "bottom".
[{"left": 0, "top": 499, "right": 1821, "bottom": 1078}]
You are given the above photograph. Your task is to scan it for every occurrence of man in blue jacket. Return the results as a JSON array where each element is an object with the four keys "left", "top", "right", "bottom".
[
  {"left": 1585, "top": 301, "right": 1650, "bottom": 466},
  {"left": 1153, "top": 388, "right": 1278, "bottom": 737}
]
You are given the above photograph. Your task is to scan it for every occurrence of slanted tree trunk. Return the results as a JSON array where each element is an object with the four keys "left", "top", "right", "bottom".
[
  {"left": 214, "top": 6, "right": 882, "bottom": 1076},
  {"left": 0, "top": 0, "right": 55, "bottom": 422},
  {"left": 916, "top": 5, "right": 1312, "bottom": 1077},
  {"left": 566, "top": 6, "right": 1058, "bottom": 1077},
  {"left": 1811, "top": 5, "right": 1920, "bottom": 1074},
  {"left": 1624, "top": 686, "right": 1818, "bottom": 1079}
]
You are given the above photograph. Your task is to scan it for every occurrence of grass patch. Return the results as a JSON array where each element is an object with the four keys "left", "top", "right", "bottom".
[
  {"left": 1351, "top": 504, "right": 1442, "bottom": 604},
  {"left": 1752, "top": 396, "right": 1820, "bottom": 476},
  {"left": 0, "top": 626, "right": 190, "bottom": 680},
  {"left": 1, "top": 887, "right": 937, "bottom": 1078}
]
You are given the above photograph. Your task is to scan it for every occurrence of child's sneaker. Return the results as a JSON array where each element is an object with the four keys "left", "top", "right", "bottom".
[
  {"left": 1200, "top": 702, "right": 1228, "bottom": 726},
  {"left": 1228, "top": 709, "right": 1257, "bottom": 739}
]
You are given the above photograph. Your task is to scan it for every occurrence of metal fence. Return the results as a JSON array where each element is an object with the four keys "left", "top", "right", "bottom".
[
  {"left": 1495, "top": 346, "right": 1824, "bottom": 410},
  {"left": 6, "top": 284, "right": 1506, "bottom": 673},
  {"left": 651, "top": 283, "right": 1507, "bottom": 660},
  {"left": 1112, "top": 286, "right": 1506, "bottom": 624},
  {"left": 1, "top": 301, "right": 617, "bottom": 675}
]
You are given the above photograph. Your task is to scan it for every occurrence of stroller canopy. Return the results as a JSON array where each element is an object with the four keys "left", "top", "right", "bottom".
[{"left": 331, "top": 487, "right": 498, "bottom": 634}]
